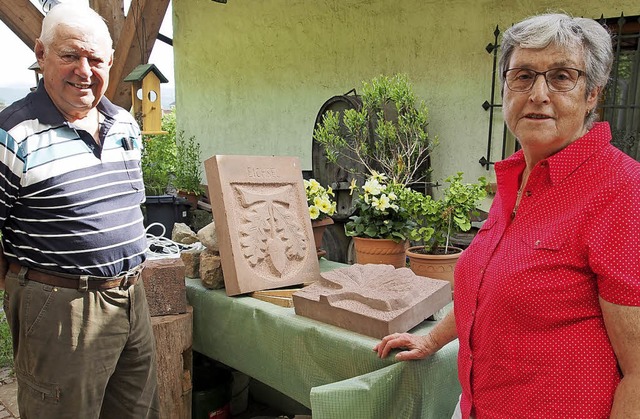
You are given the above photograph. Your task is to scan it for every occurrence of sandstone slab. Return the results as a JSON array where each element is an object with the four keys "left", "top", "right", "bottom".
[
  {"left": 293, "top": 264, "right": 451, "bottom": 339},
  {"left": 204, "top": 155, "right": 321, "bottom": 295},
  {"left": 142, "top": 258, "right": 187, "bottom": 316}
]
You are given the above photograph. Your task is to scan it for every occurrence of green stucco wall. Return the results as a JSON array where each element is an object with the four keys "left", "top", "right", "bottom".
[{"left": 172, "top": 0, "right": 639, "bottom": 191}]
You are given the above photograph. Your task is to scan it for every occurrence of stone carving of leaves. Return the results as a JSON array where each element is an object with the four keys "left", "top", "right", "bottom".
[{"left": 238, "top": 207, "right": 268, "bottom": 266}]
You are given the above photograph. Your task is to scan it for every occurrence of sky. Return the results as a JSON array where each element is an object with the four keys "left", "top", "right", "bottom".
[{"left": 0, "top": 0, "right": 175, "bottom": 105}]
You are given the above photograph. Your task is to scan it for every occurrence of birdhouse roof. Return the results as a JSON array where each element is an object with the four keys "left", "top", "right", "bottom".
[{"left": 123, "top": 63, "right": 169, "bottom": 83}]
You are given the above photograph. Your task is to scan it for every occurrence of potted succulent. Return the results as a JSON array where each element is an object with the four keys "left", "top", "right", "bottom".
[
  {"left": 304, "top": 178, "right": 337, "bottom": 256},
  {"left": 345, "top": 171, "right": 418, "bottom": 268},
  {"left": 405, "top": 172, "right": 488, "bottom": 289}
]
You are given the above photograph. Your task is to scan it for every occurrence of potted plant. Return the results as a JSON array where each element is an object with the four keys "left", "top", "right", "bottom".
[
  {"left": 313, "top": 74, "right": 438, "bottom": 187},
  {"left": 345, "top": 171, "right": 418, "bottom": 268},
  {"left": 405, "top": 172, "right": 488, "bottom": 290},
  {"left": 304, "top": 178, "right": 337, "bottom": 256},
  {"left": 174, "top": 130, "right": 205, "bottom": 208},
  {"left": 141, "top": 110, "right": 190, "bottom": 238},
  {"left": 141, "top": 114, "right": 177, "bottom": 196}
]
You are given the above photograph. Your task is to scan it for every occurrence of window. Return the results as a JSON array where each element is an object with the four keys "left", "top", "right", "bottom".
[{"left": 599, "top": 15, "right": 640, "bottom": 161}]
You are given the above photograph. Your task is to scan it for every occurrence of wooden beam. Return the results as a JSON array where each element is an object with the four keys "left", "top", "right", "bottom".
[
  {"left": 0, "top": 0, "right": 43, "bottom": 51},
  {"left": 89, "top": 0, "right": 126, "bottom": 47},
  {"left": 106, "top": 0, "right": 171, "bottom": 109}
]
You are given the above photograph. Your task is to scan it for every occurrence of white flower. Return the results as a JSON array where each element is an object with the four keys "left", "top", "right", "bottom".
[
  {"left": 363, "top": 178, "right": 384, "bottom": 196},
  {"left": 372, "top": 194, "right": 391, "bottom": 211}
]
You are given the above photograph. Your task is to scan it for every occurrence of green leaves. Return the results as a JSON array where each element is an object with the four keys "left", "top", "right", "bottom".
[
  {"left": 313, "top": 74, "right": 435, "bottom": 186},
  {"left": 175, "top": 131, "right": 204, "bottom": 195},
  {"left": 141, "top": 109, "right": 203, "bottom": 196},
  {"left": 344, "top": 173, "right": 417, "bottom": 242},
  {"left": 406, "top": 172, "right": 488, "bottom": 253}
]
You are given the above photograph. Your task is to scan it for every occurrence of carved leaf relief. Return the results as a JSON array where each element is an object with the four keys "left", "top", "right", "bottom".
[{"left": 234, "top": 184, "right": 308, "bottom": 277}]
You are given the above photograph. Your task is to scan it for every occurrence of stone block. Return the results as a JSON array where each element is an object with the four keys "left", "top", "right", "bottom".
[
  {"left": 180, "top": 248, "right": 203, "bottom": 278},
  {"left": 172, "top": 222, "right": 199, "bottom": 244},
  {"left": 199, "top": 248, "right": 225, "bottom": 289},
  {"left": 197, "top": 222, "right": 219, "bottom": 252},
  {"left": 142, "top": 258, "right": 187, "bottom": 316},
  {"left": 293, "top": 264, "right": 451, "bottom": 339},
  {"left": 204, "top": 155, "right": 321, "bottom": 295}
]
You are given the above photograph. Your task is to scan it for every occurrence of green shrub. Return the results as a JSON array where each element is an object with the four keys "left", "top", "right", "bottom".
[{"left": 141, "top": 111, "right": 177, "bottom": 196}]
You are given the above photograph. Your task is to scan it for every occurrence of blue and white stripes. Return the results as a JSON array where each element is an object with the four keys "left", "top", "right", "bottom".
[{"left": 0, "top": 83, "right": 147, "bottom": 276}]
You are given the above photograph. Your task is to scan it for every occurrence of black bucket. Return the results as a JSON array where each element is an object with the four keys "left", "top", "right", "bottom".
[
  {"left": 192, "top": 361, "right": 232, "bottom": 419},
  {"left": 143, "top": 194, "right": 190, "bottom": 238}
]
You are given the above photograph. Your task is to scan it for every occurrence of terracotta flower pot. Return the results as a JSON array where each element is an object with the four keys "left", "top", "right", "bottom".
[
  {"left": 311, "top": 217, "right": 334, "bottom": 257},
  {"left": 406, "top": 245, "right": 463, "bottom": 294},
  {"left": 352, "top": 236, "right": 408, "bottom": 268}
]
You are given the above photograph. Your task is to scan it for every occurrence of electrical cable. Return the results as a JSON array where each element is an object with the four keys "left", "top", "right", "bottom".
[{"left": 144, "top": 222, "right": 204, "bottom": 260}]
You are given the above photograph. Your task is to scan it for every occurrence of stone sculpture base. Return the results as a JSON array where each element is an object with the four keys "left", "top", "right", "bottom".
[{"left": 293, "top": 264, "right": 451, "bottom": 339}]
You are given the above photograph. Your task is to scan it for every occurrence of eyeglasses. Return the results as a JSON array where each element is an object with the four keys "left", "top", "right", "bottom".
[{"left": 503, "top": 67, "right": 585, "bottom": 92}]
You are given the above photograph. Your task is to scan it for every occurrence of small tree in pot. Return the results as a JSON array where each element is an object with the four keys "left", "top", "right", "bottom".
[
  {"left": 313, "top": 74, "right": 437, "bottom": 187},
  {"left": 174, "top": 131, "right": 204, "bottom": 206}
]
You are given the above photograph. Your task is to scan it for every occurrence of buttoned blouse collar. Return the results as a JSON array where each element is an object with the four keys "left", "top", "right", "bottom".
[{"left": 496, "top": 122, "right": 612, "bottom": 187}]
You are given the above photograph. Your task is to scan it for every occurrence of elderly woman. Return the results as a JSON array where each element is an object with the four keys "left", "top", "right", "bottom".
[{"left": 374, "top": 13, "right": 640, "bottom": 418}]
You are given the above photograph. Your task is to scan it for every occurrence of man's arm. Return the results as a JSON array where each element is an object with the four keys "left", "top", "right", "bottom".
[{"left": 600, "top": 297, "right": 640, "bottom": 418}]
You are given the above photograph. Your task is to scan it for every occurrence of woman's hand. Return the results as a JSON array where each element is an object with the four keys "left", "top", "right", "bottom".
[
  {"left": 373, "top": 309, "right": 458, "bottom": 361},
  {"left": 373, "top": 332, "right": 439, "bottom": 361}
]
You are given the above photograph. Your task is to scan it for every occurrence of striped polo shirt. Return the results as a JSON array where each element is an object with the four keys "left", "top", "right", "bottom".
[{"left": 0, "top": 82, "right": 147, "bottom": 277}]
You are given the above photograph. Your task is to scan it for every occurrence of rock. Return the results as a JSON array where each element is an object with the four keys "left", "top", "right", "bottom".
[
  {"left": 172, "top": 223, "right": 199, "bottom": 244},
  {"left": 142, "top": 258, "right": 187, "bottom": 316},
  {"left": 200, "top": 248, "right": 224, "bottom": 289},
  {"left": 197, "top": 222, "right": 219, "bottom": 251},
  {"left": 180, "top": 248, "right": 203, "bottom": 278}
]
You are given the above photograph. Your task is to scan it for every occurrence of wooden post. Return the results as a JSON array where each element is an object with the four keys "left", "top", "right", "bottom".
[{"left": 152, "top": 306, "right": 193, "bottom": 419}]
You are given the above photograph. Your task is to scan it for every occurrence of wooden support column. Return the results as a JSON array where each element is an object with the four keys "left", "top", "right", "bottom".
[
  {"left": 0, "top": 0, "right": 43, "bottom": 51},
  {"left": 106, "top": 0, "right": 170, "bottom": 109},
  {"left": 152, "top": 307, "right": 193, "bottom": 419}
]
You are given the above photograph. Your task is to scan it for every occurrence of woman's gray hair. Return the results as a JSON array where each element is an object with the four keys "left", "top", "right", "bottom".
[
  {"left": 499, "top": 13, "right": 613, "bottom": 127},
  {"left": 39, "top": 4, "right": 112, "bottom": 50}
]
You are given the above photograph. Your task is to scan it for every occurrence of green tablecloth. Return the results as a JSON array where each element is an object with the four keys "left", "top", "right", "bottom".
[{"left": 186, "top": 260, "right": 461, "bottom": 419}]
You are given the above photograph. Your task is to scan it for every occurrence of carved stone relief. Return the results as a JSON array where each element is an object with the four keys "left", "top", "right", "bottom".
[
  {"left": 205, "top": 155, "right": 321, "bottom": 296},
  {"left": 293, "top": 264, "right": 451, "bottom": 338}
]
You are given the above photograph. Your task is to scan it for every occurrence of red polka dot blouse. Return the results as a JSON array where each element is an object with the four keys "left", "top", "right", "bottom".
[{"left": 454, "top": 122, "right": 640, "bottom": 418}]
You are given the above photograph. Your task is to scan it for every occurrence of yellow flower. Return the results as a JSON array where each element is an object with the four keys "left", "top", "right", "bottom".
[
  {"left": 317, "top": 196, "right": 333, "bottom": 214},
  {"left": 308, "top": 178, "right": 321, "bottom": 195},
  {"left": 371, "top": 170, "right": 387, "bottom": 182},
  {"left": 309, "top": 205, "right": 320, "bottom": 220},
  {"left": 372, "top": 194, "right": 391, "bottom": 211},
  {"left": 329, "top": 201, "right": 337, "bottom": 215},
  {"left": 349, "top": 178, "right": 358, "bottom": 196}
]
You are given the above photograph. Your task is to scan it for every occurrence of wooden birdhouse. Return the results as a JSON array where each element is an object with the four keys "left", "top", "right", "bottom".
[
  {"left": 124, "top": 64, "right": 169, "bottom": 134},
  {"left": 28, "top": 62, "right": 42, "bottom": 91}
]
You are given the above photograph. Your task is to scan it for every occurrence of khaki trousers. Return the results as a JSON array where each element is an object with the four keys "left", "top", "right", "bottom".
[{"left": 2, "top": 267, "right": 159, "bottom": 419}]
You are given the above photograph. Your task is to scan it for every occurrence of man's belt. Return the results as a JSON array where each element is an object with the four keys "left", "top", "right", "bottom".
[{"left": 8, "top": 263, "right": 143, "bottom": 291}]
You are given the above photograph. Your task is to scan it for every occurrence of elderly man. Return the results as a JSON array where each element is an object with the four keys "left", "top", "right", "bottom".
[{"left": 0, "top": 4, "right": 158, "bottom": 418}]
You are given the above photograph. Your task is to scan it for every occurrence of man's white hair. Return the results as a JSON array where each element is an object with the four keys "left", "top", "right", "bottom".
[{"left": 39, "top": 3, "right": 112, "bottom": 49}]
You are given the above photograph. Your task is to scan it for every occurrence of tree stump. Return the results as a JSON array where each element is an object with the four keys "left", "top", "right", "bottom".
[{"left": 152, "top": 306, "right": 193, "bottom": 419}]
